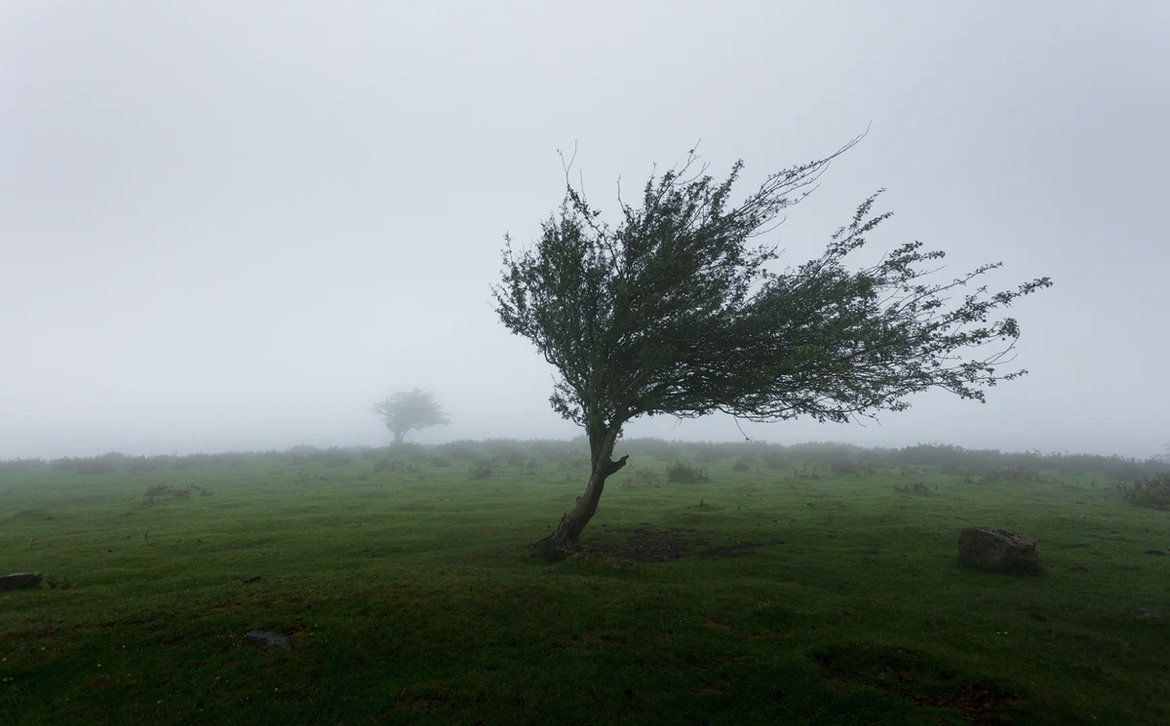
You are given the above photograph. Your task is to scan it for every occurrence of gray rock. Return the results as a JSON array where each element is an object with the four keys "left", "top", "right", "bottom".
[
  {"left": 959, "top": 527, "right": 1039, "bottom": 571},
  {"left": 1128, "top": 607, "right": 1166, "bottom": 620},
  {"left": 245, "top": 630, "right": 291, "bottom": 649},
  {"left": 0, "top": 572, "right": 43, "bottom": 591}
]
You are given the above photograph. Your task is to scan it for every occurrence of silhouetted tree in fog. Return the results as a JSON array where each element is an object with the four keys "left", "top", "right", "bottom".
[
  {"left": 493, "top": 136, "right": 1052, "bottom": 554},
  {"left": 371, "top": 389, "right": 451, "bottom": 446}
]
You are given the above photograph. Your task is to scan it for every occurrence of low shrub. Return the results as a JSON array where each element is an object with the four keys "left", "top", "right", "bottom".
[
  {"left": 468, "top": 459, "right": 496, "bottom": 480},
  {"left": 622, "top": 467, "right": 661, "bottom": 489},
  {"left": 144, "top": 484, "right": 193, "bottom": 503},
  {"left": 1116, "top": 473, "right": 1170, "bottom": 511},
  {"left": 666, "top": 461, "right": 709, "bottom": 484},
  {"left": 830, "top": 461, "right": 877, "bottom": 476}
]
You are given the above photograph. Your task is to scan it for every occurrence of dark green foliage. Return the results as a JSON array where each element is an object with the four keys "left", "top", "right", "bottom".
[
  {"left": 493, "top": 141, "right": 1050, "bottom": 546},
  {"left": 666, "top": 461, "right": 710, "bottom": 484},
  {"left": 1116, "top": 473, "right": 1170, "bottom": 510},
  {"left": 467, "top": 459, "right": 496, "bottom": 480},
  {"left": 494, "top": 140, "right": 1051, "bottom": 432}
]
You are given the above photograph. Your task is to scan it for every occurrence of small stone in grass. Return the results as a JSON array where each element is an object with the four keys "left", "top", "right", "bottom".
[{"left": 245, "top": 631, "right": 291, "bottom": 649}]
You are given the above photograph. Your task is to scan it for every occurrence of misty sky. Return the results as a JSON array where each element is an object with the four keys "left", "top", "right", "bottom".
[{"left": 2, "top": 1, "right": 1168, "bottom": 460}]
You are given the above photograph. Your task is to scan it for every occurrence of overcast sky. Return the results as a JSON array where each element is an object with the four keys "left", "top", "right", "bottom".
[{"left": 2, "top": 0, "right": 1167, "bottom": 460}]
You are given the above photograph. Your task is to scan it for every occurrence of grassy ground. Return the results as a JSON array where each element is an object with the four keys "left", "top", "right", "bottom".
[{"left": 1, "top": 443, "right": 1167, "bottom": 725}]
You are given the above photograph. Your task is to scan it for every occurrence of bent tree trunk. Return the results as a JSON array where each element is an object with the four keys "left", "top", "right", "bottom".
[{"left": 536, "top": 425, "right": 629, "bottom": 553}]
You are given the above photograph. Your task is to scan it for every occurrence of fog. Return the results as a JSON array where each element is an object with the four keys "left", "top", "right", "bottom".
[{"left": 2, "top": 1, "right": 1167, "bottom": 460}]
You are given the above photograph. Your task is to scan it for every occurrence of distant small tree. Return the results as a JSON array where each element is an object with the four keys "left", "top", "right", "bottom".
[
  {"left": 494, "top": 137, "right": 1052, "bottom": 553},
  {"left": 371, "top": 388, "right": 451, "bottom": 446}
]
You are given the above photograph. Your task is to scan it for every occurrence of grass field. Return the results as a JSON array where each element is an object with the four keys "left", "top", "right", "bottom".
[{"left": 2, "top": 440, "right": 1168, "bottom": 725}]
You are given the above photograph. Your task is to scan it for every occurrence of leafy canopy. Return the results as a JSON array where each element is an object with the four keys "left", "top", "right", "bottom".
[
  {"left": 370, "top": 388, "right": 451, "bottom": 443},
  {"left": 493, "top": 139, "right": 1052, "bottom": 434}
]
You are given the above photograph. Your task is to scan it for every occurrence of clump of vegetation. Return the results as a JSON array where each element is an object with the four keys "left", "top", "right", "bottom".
[
  {"left": 1115, "top": 473, "right": 1170, "bottom": 511},
  {"left": 0, "top": 458, "right": 47, "bottom": 473},
  {"left": 435, "top": 440, "right": 478, "bottom": 461},
  {"left": 666, "top": 461, "right": 709, "bottom": 484},
  {"left": 622, "top": 467, "right": 661, "bottom": 490},
  {"left": 467, "top": 459, "right": 497, "bottom": 480},
  {"left": 373, "top": 459, "right": 419, "bottom": 474},
  {"left": 53, "top": 456, "right": 119, "bottom": 475},
  {"left": 731, "top": 457, "right": 753, "bottom": 472},
  {"left": 893, "top": 481, "right": 934, "bottom": 493},
  {"left": 830, "top": 461, "right": 877, "bottom": 476},
  {"left": 489, "top": 449, "right": 531, "bottom": 468},
  {"left": 144, "top": 484, "right": 192, "bottom": 503},
  {"left": 965, "top": 467, "right": 1052, "bottom": 486}
]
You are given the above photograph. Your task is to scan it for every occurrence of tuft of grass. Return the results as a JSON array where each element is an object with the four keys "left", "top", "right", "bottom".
[{"left": 893, "top": 481, "right": 935, "bottom": 494}]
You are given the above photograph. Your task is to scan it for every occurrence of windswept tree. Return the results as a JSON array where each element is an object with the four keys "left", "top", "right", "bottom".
[
  {"left": 493, "top": 137, "right": 1051, "bottom": 553},
  {"left": 371, "top": 388, "right": 451, "bottom": 446}
]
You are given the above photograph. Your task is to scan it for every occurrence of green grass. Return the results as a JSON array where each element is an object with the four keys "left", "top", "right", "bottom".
[{"left": 2, "top": 444, "right": 1168, "bottom": 725}]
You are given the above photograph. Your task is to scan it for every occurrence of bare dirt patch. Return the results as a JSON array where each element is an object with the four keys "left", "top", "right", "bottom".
[
  {"left": 699, "top": 543, "right": 757, "bottom": 559},
  {"left": 606, "top": 529, "right": 693, "bottom": 563},
  {"left": 573, "top": 528, "right": 765, "bottom": 564}
]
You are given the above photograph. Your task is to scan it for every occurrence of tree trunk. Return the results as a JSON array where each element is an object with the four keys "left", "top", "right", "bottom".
[
  {"left": 535, "top": 425, "right": 629, "bottom": 554},
  {"left": 392, "top": 429, "right": 406, "bottom": 446}
]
